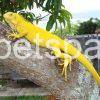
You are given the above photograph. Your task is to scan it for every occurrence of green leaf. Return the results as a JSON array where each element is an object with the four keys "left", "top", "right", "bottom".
[
  {"left": 58, "top": 16, "right": 66, "bottom": 27},
  {"left": 60, "top": 9, "right": 72, "bottom": 31},
  {"left": 45, "top": 0, "right": 52, "bottom": 10},
  {"left": 19, "top": 11, "right": 36, "bottom": 22},
  {"left": 39, "top": 0, "right": 45, "bottom": 5},
  {"left": 28, "top": 0, "right": 34, "bottom": 10},
  {"left": 46, "top": 15, "right": 55, "bottom": 31},
  {"left": 54, "top": 0, "right": 62, "bottom": 20},
  {"left": 60, "top": 9, "right": 72, "bottom": 19}
]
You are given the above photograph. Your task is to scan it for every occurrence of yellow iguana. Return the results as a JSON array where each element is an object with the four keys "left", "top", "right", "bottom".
[{"left": 3, "top": 12, "right": 100, "bottom": 85}]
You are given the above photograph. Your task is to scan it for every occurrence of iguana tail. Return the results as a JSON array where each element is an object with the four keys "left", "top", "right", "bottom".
[{"left": 60, "top": 40, "right": 100, "bottom": 85}]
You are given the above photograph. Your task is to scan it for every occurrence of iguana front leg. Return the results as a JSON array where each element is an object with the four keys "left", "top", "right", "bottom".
[
  {"left": 8, "top": 33, "right": 21, "bottom": 40},
  {"left": 8, "top": 26, "right": 27, "bottom": 40}
]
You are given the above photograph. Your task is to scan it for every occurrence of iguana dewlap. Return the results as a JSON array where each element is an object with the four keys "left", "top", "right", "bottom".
[{"left": 3, "top": 12, "right": 100, "bottom": 85}]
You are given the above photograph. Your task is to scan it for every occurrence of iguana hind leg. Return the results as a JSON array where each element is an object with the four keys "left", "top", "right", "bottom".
[
  {"left": 59, "top": 56, "right": 72, "bottom": 80},
  {"left": 52, "top": 48, "right": 72, "bottom": 80}
]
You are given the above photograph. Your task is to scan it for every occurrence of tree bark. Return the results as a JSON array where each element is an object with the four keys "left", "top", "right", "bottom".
[{"left": 0, "top": 22, "right": 98, "bottom": 100}]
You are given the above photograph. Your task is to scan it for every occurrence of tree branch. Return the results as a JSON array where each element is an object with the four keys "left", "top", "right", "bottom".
[{"left": 0, "top": 22, "right": 97, "bottom": 100}]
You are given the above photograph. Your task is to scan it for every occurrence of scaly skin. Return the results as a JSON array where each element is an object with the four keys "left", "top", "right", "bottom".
[{"left": 3, "top": 12, "right": 100, "bottom": 85}]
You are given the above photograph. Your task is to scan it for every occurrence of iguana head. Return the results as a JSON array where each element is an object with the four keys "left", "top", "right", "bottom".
[{"left": 3, "top": 12, "right": 24, "bottom": 27}]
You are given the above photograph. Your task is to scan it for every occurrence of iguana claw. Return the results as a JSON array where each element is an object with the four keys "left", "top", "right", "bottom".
[
  {"left": 62, "top": 59, "right": 71, "bottom": 79},
  {"left": 8, "top": 33, "right": 19, "bottom": 40},
  {"left": 58, "top": 57, "right": 72, "bottom": 80}
]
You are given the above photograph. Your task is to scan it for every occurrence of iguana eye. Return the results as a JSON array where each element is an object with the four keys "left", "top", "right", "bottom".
[{"left": 10, "top": 13, "right": 13, "bottom": 16}]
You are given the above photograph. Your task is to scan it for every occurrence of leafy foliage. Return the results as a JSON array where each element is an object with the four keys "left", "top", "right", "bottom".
[
  {"left": 77, "top": 18, "right": 97, "bottom": 35},
  {"left": 54, "top": 18, "right": 100, "bottom": 37},
  {"left": 94, "top": 18, "right": 100, "bottom": 29},
  {"left": 54, "top": 24, "right": 79, "bottom": 38},
  {"left": 19, "top": 11, "right": 36, "bottom": 23},
  {"left": 0, "top": 0, "right": 72, "bottom": 31}
]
